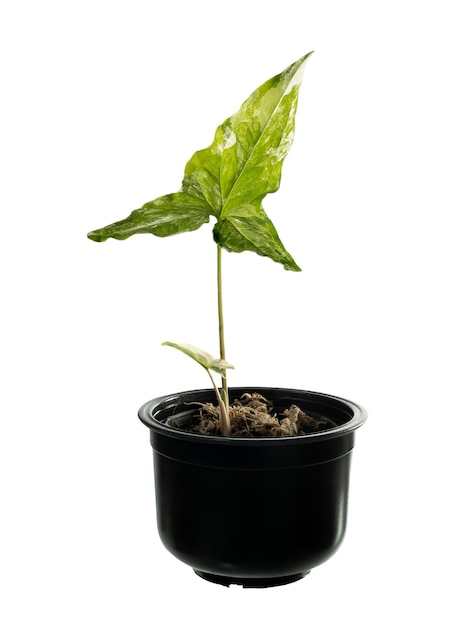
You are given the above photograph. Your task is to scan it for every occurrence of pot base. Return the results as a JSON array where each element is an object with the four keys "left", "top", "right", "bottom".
[{"left": 194, "top": 569, "right": 310, "bottom": 588}]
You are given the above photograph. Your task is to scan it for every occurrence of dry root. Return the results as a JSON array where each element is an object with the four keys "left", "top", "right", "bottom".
[{"left": 186, "top": 392, "right": 331, "bottom": 437}]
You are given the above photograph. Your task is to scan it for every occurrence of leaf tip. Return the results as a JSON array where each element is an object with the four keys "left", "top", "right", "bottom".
[
  {"left": 284, "top": 260, "right": 302, "bottom": 272},
  {"left": 87, "top": 230, "right": 103, "bottom": 242}
]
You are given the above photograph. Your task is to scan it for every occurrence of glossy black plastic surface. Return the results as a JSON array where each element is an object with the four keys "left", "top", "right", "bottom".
[{"left": 138, "top": 387, "right": 366, "bottom": 587}]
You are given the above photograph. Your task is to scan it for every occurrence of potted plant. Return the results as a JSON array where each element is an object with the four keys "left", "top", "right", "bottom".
[{"left": 88, "top": 52, "right": 367, "bottom": 588}]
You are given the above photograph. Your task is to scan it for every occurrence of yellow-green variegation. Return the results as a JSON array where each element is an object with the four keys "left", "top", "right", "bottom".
[{"left": 87, "top": 52, "right": 312, "bottom": 271}]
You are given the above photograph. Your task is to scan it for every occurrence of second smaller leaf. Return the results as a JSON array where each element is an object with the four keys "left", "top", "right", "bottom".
[{"left": 162, "top": 342, "right": 234, "bottom": 377}]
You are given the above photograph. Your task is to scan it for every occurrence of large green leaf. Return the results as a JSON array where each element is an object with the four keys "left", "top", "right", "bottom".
[{"left": 88, "top": 52, "right": 312, "bottom": 270}]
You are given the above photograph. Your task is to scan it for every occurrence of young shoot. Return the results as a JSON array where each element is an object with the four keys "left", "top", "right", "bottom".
[{"left": 162, "top": 342, "right": 234, "bottom": 436}]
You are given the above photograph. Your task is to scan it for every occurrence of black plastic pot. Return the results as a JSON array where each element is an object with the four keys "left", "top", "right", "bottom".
[{"left": 138, "top": 387, "right": 366, "bottom": 588}]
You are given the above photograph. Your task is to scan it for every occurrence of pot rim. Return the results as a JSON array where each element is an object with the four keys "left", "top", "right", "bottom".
[{"left": 138, "top": 386, "right": 367, "bottom": 445}]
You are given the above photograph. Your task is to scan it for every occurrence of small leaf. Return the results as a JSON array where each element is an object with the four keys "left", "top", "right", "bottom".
[{"left": 162, "top": 341, "right": 234, "bottom": 377}]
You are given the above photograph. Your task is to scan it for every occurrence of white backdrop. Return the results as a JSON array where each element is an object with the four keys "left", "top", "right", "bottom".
[{"left": 1, "top": 0, "right": 468, "bottom": 623}]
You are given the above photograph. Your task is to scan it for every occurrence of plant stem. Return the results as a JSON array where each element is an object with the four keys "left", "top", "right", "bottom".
[
  {"left": 207, "top": 369, "right": 230, "bottom": 437},
  {"left": 217, "top": 244, "right": 230, "bottom": 434}
]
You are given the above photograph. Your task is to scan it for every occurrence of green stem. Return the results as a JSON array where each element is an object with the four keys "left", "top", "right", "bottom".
[
  {"left": 207, "top": 369, "right": 230, "bottom": 437},
  {"left": 217, "top": 245, "right": 230, "bottom": 433}
]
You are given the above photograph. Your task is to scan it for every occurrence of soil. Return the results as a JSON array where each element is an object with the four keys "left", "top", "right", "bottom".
[{"left": 176, "top": 392, "right": 338, "bottom": 437}]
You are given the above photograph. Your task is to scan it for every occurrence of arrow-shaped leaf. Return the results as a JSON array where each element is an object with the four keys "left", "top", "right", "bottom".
[{"left": 87, "top": 52, "right": 312, "bottom": 271}]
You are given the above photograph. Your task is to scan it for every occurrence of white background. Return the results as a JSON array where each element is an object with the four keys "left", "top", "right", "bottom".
[{"left": 1, "top": 0, "right": 468, "bottom": 623}]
